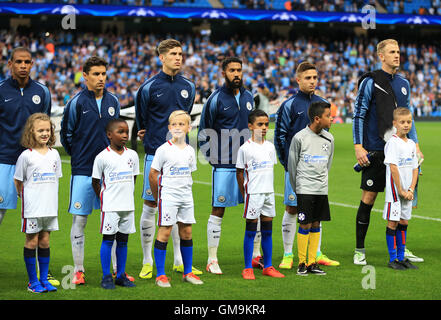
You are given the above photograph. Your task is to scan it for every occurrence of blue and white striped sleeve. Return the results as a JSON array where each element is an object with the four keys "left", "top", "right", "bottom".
[
  {"left": 183, "top": 78, "right": 196, "bottom": 114},
  {"left": 135, "top": 83, "right": 150, "bottom": 130},
  {"left": 352, "top": 77, "right": 373, "bottom": 145},
  {"left": 35, "top": 82, "right": 52, "bottom": 116},
  {"left": 197, "top": 91, "right": 218, "bottom": 159},
  {"left": 60, "top": 95, "right": 79, "bottom": 155},
  {"left": 274, "top": 98, "right": 292, "bottom": 168},
  {"left": 405, "top": 79, "right": 418, "bottom": 143},
  {"left": 108, "top": 92, "right": 120, "bottom": 117}
]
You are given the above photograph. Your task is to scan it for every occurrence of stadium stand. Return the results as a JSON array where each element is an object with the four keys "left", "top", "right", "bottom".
[{"left": 1, "top": 28, "right": 440, "bottom": 118}]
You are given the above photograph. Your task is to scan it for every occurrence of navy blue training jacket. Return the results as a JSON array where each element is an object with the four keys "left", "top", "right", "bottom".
[
  {"left": 198, "top": 84, "right": 254, "bottom": 168},
  {"left": 352, "top": 70, "right": 418, "bottom": 151},
  {"left": 274, "top": 90, "right": 328, "bottom": 170},
  {"left": 60, "top": 88, "right": 120, "bottom": 176},
  {"left": 135, "top": 71, "right": 196, "bottom": 156},
  {"left": 0, "top": 77, "right": 51, "bottom": 164}
]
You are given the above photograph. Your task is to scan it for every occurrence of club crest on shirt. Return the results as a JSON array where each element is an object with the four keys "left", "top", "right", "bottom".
[
  {"left": 366, "top": 179, "right": 374, "bottom": 187},
  {"left": 248, "top": 207, "right": 258, "bottom": 217},
  {"left": 288, "top": 194, "right": 296, "bottom": 201},
  {"left": 127, "top": 158, "right": 134, "bottom": 169},
  {"left": 108, "top": 107, "right": 115, "bottom": 116},
  {"left": 32, "top": 95, "right": 41, "bottom": 104},
  {"left": 74, "top": 202, "right": 82, "bottom": 209},
  {"left": 181, "top": 90, "right": 189, "bottom": 99},
  {"left": 401, "top": 87, "right": 407, "bottom": 95},
  {"left": 218, "top": 195, "right": 226, "bottom": 203},
  {"left": 246, "top": 102, "right": 252, "bottom": 110},
  {"left": 146, "top": 188, "right": 152, "bottom": 196}
]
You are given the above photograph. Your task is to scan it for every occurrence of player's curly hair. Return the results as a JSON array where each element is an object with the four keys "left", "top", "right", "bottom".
[{"left": 21, "top": 113, "right": 56, "bottom": 149}]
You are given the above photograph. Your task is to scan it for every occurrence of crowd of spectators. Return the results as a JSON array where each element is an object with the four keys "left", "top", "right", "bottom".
[{"left": 1, "top": 29, "right": 440, "bottom": 118}]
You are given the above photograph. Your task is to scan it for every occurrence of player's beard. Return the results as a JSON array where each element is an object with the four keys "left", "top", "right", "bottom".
[{"left": 225, "top": 76, "right": 242, "bottom": 90}]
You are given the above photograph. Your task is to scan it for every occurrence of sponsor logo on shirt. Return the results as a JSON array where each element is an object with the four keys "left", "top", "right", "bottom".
[
  {"left": 108, "top": 171, "right": 132, "bottom": 183},
  {"left": 398, "top": 157, "right": 414, "bottom": 167},
  {"left": 303, "top": 154, "right": 328, "bottom": 164},
  {"left": 169, "top": 166, "right": 191, "bottom": 176},
  {"left": 249, "top": 160, "right": 272, "bottom": 171},
  {"left": 32, "top": 172, "right": 56, "bottom": 183}
]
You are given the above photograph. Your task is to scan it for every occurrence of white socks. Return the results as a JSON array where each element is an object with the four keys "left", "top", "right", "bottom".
[
  {"left": 317, "top": 222, "right": 323, "bottom": 254},
  {"left": 207, "top": 215, "right": 222, "bottom": 261},
  {"left": 253, "top": 218, "right": 261, "bottom": 258},
  {"left": 282, "top": 211, "right": 297, "bottom": 255},
  {"left": 70, "top": 215, "right": 88, "bottom": 273},
  {"left": 140, "top": 204, "right": 156, "bottom": 265},
  {"left": 171, "top": 224, "right": 183, "bottom": 266},
  {"left": 0, "top": 209, "right": 6, "bottom": 225}
]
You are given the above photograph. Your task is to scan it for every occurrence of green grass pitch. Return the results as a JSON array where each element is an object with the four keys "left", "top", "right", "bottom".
[{"left": 1, "top": 122, "right": 440, "bottom": 301}]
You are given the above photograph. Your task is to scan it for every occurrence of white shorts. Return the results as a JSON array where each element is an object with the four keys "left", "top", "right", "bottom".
[
  {"left": 243, "top": 193, "right": 276, "bottom": 220},
  {"left": 158, "top": 201, "right": 195, "bottom": 227},
  {"left": 100, "top": 211, "right": 136, "bottom": 235},
  {"left": 21, "top": 216, "right": 59, "bottom": 234},
  {"left": 383, "top": 199, "right": 412, "bottom": 222}
]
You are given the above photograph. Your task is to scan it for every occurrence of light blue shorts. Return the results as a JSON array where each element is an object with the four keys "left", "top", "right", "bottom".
[
  {"left": 68, "top": 175, "right": 100, "bottom": 215},
  {"left": 142, "top": 154, "right": 155, "bottom": 202},
  {"left": 212, "top": 167, "right": 243, "bottom": 207},
  {"left": 284, "top": 171, "right": 297, "bottom": 207},
  {"left": 0, "top": 164, "right": 17, "bottom": 209}
]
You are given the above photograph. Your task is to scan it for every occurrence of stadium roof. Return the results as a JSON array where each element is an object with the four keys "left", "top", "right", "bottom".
[{"left": 1, "top": 3, "right": 441, "bottom": 25}]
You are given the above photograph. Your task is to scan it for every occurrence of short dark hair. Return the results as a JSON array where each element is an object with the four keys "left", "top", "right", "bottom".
[
  {"left": 222, "top": 56, "right": 242, "bottom": 71},
  {"left": 106, "top": 118, "right": 127, "bottom": 133},
  {"left": 248, "top": 109, "right": 268, "bottom": 124},
  {"left": 9, "top": 47, "right": 32, "bottom": 61},
  {"left": 296, "top": 61, "right": 317, "bottom": 76},
  {"left": 83, "top": 56, "right": 108, "bottom": 74},
  {"left": 308, "top": 101, "right": 331, "bottom": 123},
  {"left": 157, "top": 39, "right": 182, "bottom": 56}
]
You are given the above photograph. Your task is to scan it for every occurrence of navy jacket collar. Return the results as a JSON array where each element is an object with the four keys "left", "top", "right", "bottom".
[
  {"left": 8, "top": 76, "right": 32, "bottom": 89},
  {"left": 379, "top": 69, "right": 395, "bottom": 81},
  {"left": 221, "top": 84, "right": 246, "bottom": 96},
  {"left": 84, "top": 88, "right": 107, "bottom": 98},
  {"left": 296, "top": 89, "right": 314, "bottom": 100},
  {"left": 158, "top": 70, "right": 179, "bottom": 82}
]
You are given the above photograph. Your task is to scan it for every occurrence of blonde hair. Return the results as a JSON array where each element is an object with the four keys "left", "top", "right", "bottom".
[
  {"left": 393, "top": 107, "right": 412, "bottom": 120},
  {"left": 377, "top": 39, "right": 398, "bottom": 54},
  {"left": 21, "top": 113, "right": 56, "bottom": 148},
  {"left": 168, "top": 110, "right": 191, "bottom": 124}
]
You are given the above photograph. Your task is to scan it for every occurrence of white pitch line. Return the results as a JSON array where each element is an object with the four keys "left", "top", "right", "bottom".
[
  {"left": 58, "top": 162, "right": 441, "bottom": 222},
  {"left": 192, "top": 180, "right": 441, "bottom": 222}
]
